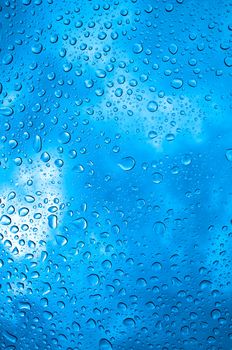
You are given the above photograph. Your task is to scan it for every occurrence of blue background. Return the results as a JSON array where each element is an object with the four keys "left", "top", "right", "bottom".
[{"left": 0, "top": 0, "right": 232, "bottom": 349}]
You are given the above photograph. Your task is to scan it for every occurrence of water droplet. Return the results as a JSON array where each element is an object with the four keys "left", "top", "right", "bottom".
[
  {"left": 24, "top": 195, "right": 35, "bottom": 203},
  {"left": 87, "top": 273, "right": 100, "bottom": 286},
  {"left": 123, "top": 317, "right": 136, "bottom": 327},
  {"left": 3, "top": 331, "right": 17, "bottom": 344},
  {"left": 54, "top": 159, "right": 64, "bottom": 168},
  {"left": 148, "top": 131, "right": 157, "bottom": 139},
  {"left": 8, "top": 191, "right": 16, "bottom": 200},
  {"left": 133, "top": 43, "right": 143, "bottom": 54},
  {"left": 152, "top": 172, "right": 163, "bottom": 184},
  {"left": 118, "top": 157, "right": 136, "bottom": 171},
  {"left": 181, "top": 154, "right": 192, "bottom": 165},
  {"left": 18, "top": 207, "right": 29, "bottom": 217},
  {"left": 9, "top": 140, "right": 18, "bottom": 149},
  {"left": 48, "top": 214, "right": 58, "bottom": 229},
  {"left": 58, "top": 131, "right": 71, "bottom": 144},
  {"left": 224, "top": 57, "right": 232, "bottom": 67},
  {"left": 171, "top": 79, "right": 183, "bottom": 89},
  {"left": 200, "top": 279, "right": 212, "bottom": 290},
  {"left": 32, "top": 43, "right": 43, "bottom": 54},
  {"left": 56, "top": 235, "right": 68, "bottom": 246},
  {"left": 169, "top": 43, "right": 178, "bottom": 54},
  {"left": 73, "top": 217, "right": 88, "bottom": 230},
  {"left": 225, "top": 149, "right": 232, "bottom": 161},
  {"left": 72, "top": 321, "right": 81, "bottom": 331},
  {"left": 0, "top": 215, "right": 11, "bottom": 225},
  {"left": 166, "top": 133, "right": 175, "bottom": 141},
  {"left": 19, "top": 302, "right": 31, "bottom": 310},
  {"left": 99, "top": 338, "right": 112, "bottom": 350},
  {"left": 2, "top": 54, "right": 13, "bottom": 65},
  {"left": 211, "top": 309, "right": 221, "bottom": 320},
  {"left": 14, "top": 157, "right": 22, "bottom": 166},
  {"left": 0, "top": 106, "right": 14, "bottom": 116},
  {"left": 33, "top": 135, "right": 42, "bottom": 153},
  {"left": 152, "top": 262, "right": 162, "bottom": 271},
  {"left": 41, "top": 152, "right": 51, "bottom": 162},
  {"left": 96, "top": 69, "right": 106, "bottom": 78},
  {"left": 147, "top": 101, "right": 158, "bottom": 112},
  {"left": 43, "top": 311, "right": 53, "bottom": 320},
  {"left": 153, "top": 221, "right": 166, "bottom": 236}
]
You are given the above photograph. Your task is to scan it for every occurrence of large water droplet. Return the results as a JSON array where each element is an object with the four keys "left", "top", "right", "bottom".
[
  {"left": 0, "top": 106, "right": 14, "bottom": 116},
  {"left": 153, "top": 221, "right": 166, "bottom": 236},
  {"left": 118, "top": 157, "right": 136, "bottom": 171},
  {"left": 225, "top": 149, "right": 232, "bottom": 161},
  {"left": 99, "top": 338, "right": 112, "bottom": 350},
  {"left": 33, "top": 135, "right": 42, "bottom": 153},
  {"left": 2, "top": 54, "right": 13, "bottom": 65},
  {"left": 56, "top": 235, "right": 68, "bottom": 246},
  {"left": 171, "top": 78, "right": 183, "bottom": 89},
  {"left": 0, "top": 215, "right": 11, "bottom": 225},
  {"left": 58, "top": 131, "right": 71, "bottom": 144},
  {"left": 72, "top": 220, "right": 87, "bottom": 236},
  {"left": 147, "top": 101, "right": 158, "bottom": 112},
  {"left": 133, "top": 43, "right": 143, "bottom": 54},
  {"left": 48, "top": 214, "right": 58, "bottom": 229}
]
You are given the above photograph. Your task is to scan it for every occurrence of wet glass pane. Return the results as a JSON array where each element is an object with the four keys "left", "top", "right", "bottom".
[{"left": 0, "top": 0, "right": 232, "bottom": 349}]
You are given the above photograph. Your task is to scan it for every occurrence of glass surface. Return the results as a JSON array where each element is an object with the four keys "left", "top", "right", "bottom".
[{"left": 0, "top": 0, "right": 232, "bottom": 349}]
